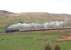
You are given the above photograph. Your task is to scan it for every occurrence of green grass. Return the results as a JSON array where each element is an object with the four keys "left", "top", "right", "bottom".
[
  {"left": 0, "top": 31, "right": 70, "bottom": 50},
  {"left": 0, "top": 27, "right": 5, "bottom": 32}
]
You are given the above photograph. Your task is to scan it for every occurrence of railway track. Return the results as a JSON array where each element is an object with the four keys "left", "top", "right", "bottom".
[
  {"left": 3, "top": 27, "right": 71, "bottom": 33},
  {"left": 20, "top": 28, "right": 71, "bottom": 32}
]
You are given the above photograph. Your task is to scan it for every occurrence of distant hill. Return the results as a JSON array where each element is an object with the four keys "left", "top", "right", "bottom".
[
  {"left": 18, "top": 12, "right": 71, "bottom": 22},
  {"left": 0, "top": 10, "right": 71, "bottom": 23},
  {"left": 0, "top": 10, "right": 18, "bottom": 16}
]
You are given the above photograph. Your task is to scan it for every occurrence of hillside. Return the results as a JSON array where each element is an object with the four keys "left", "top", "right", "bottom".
[
  {"left": 0, "top": 10, "right": 71, "bottom": 23},
  {"left": 0, "top": 10, "right": 71, "bottom": 32},
  {"left": 0, "top": 10, "right": 18, "bottom": 16}
]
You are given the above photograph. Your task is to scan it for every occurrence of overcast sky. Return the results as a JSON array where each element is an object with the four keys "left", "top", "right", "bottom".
[{"left": 0, "top": 0, "right": 71, "bottom": 14}]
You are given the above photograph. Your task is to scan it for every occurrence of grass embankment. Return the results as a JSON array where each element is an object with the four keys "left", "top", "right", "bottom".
[{"left": 0, "top": 31, "right": 70, "bottom": 50}]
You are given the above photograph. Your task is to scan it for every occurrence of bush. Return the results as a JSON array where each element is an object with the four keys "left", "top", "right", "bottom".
[
  {"left": 54, "top": 44, "right": 61, "bottom": 50},
  {"left": 45, "top": 44, "right": 51, "bottom": 50}
]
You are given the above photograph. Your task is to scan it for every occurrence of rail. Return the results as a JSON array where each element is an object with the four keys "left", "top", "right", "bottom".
[{"left": 20, "top": 28, "right": 71, "bottom": 32}]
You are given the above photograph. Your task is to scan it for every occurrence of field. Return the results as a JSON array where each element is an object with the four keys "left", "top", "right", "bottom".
[{"left": 0, "top": 30, "right": 71, "bottom": 50}]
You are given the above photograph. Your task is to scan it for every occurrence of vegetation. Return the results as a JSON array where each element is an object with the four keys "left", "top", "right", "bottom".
[{"left": 0, "top": 31, "right": 70, "bottom": 50}]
